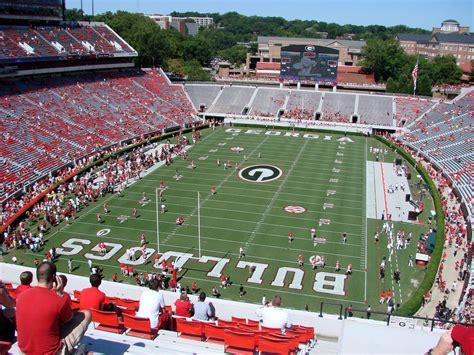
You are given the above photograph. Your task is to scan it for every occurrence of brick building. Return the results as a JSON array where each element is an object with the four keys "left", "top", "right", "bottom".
[{"left": 396, "top": 20, "right": 474, "bottom": 65}]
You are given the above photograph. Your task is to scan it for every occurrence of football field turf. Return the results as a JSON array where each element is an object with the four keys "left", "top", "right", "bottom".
[{"left": 13, "top": 126, "right": 433, "bottom": 314}]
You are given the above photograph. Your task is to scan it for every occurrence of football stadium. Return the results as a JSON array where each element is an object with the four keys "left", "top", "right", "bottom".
[{"left": 0, "top": 1, "right": 473, "bottom": 354}]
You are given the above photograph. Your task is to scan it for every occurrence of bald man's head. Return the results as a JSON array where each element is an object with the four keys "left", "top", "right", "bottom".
[{"left": 37, "top": 261, "right": 56, "bottom": 284}]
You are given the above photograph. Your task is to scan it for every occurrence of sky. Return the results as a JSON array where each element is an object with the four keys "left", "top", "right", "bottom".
[{"left": 67, "top": 0, "right": 473, "bottom": 30}]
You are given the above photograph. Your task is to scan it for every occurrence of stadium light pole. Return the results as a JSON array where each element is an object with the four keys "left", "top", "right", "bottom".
[
  {"left": 91, "top": 0, "right": 94, "bottom": 19},
  {"left": 155, "top": 187, "right": 160, "bottom": 254}
]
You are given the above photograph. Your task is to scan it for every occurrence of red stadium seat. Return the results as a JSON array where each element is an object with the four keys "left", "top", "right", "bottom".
[
  {"left": 115, "top": 298, "right": 139, "bottom": 310},
  {"left": 91, "top": 309, "right": 125, "bottom": 334},
  {"left": 0, "top": 341, "right": 12, "bottom": 355},
  {"left": 265, "top": 334, "right": 299, "bottom": 354},
  {"left": 224, "top": 330, "right": 256, "bottom": 354},
  {"left": 175, "top": 318, "right": 204, "bottom": 341},
  {"left": 231, "top": 316, "right": 247, "bottom": 323},
  {"left": 258, "top": 335, "right": 291, "bottom": 354},
  {"left": 73, "top": 290, "right": 81, "bottom": 300},
  {"left": 204, "top": 323, "right": 235, "bottom": 344},
  {"left": 247, "top": 319, "right": 261, "bottom": 326},
  {"left": 218, "top": 319, "right": 238, "bottom": 327},
  {"left": 70, "top": 299, "right": 80, "bottom": 311},
  {"left": 123, "top": 314, "right": 158, "bottom": 340},
  {"left": 261, "top": 325, "right": 283, "bottom": 334}
]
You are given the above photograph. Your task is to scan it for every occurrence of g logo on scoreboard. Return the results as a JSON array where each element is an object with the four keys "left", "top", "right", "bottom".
[
  {"left": 239, "top": 165, "right": 282, "bottom": 183},
  {"left": 305, "top": 45, "right": 315, "bottom": 52}
]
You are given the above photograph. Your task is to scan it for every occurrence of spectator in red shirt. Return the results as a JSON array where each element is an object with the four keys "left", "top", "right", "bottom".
[
  {"left": 174, "top": 293, "right": 193, "bottom": 318},
  {"left": 16, "top": 262, "right": 91, "bottom": 355},
  {"left": 79, "top": 274, "right": 106, "bottom": 311},
  {"left": 15, "top": 271, "right": 33, "bottom": 297}
]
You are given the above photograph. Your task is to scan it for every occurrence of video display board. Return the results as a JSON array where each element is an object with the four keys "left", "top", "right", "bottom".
[
  {"left": 0, "top": 0, "right": 65, "bottom": 21},
  {"left": 280, "top": 45, "right": 339, "bottom": 82}
]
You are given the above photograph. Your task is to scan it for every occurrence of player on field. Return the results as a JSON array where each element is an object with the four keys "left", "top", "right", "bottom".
[
  {"left": 103, "top": 203, "right": 109, "bottom": 214},
  {"left": 160, "top": 190, "right": 164, "bottom": 202},
  {"left": 142, "top": 192, "right": 148, "bottom": 202},
  {"left": 379, "top": 291, "right": 385, "bottom": 304},
  {"left": 346, "top": 263, "right": 352, "bottom": 275},
  {"left": 211, "top": 186, "right": 217, "bottom": 195},
  {"left": 132, "top": 208, "right": 138, "bottom": 218},
  {"left": 298, "top": 254, "right": 303, "bottom": 267},
  {"left": 288, "top": 231, "right": 294, "bottom": 243},
  {"left": 217, "top": 159, "right": 220, "bottom": 167},
  {"left": 160, "top": 180, "right": 165, "bottom": 190},
  {"left": 176, "top": 217, "right": 184, "bottom": 225},
  {"left": 239, "top": 246, "right": 245, "bottom": 259},
  {"left": 161, "top": 203, "right": 166, "bottom": 214},
  {"left": 96, "top": 213, "right": 102, "bottom": 224},
  {"left": 335, "top": 260, "right": 341, "bottom": 272},
  {"left": 310, "top": 255, "right": 317, "bottom": 270},
  {"left": 223, "top": 161, "right": 227, "bottom": 170},
  {"left": 141, "top": 246, "right": 147, "bottom": 261},
  {"left": 258, "top": 152, "right": 261, "bottom": 158},
  {"left": 140, "top": 233, "right": 146, "bottom": 247},
  {"left": 191, "top": 160, "right": 196, "bottom": 169},
  {"left": 374, "top": 232, "right": 379, "bottom": 242},
  {"left": 342, "top": 232, "right": 347, "bottom": 243}
]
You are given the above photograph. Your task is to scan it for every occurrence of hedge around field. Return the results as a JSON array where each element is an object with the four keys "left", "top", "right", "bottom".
[{"left": 375, "top": 136, "right": 445, "bottom": 316}]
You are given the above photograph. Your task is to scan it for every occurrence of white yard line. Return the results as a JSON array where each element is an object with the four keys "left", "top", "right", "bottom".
[
  {"left": 107, "top": 202, "right": 365, "bottom": 221},
  {"left": 112, "top": 195, "right": 365, "bottom": 212}
]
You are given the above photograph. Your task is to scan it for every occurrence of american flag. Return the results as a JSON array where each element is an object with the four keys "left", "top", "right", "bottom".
[{"left": 412, "top": 61, "right": 419, "bottom": 91}]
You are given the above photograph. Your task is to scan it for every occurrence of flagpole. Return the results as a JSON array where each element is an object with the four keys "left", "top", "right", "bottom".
[
  {"left": 198, "top": 191, "right": 201, "bottom": 258},
  {"left": 156, "top": 187, "right": 160, "bottom": 254},
  {"left": 412, "top": 56, "right": 419, "bottom": 97}
]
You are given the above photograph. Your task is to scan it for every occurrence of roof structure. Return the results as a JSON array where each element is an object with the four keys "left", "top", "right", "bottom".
[
  {"left": 396, "top": 32, "right": 474, "bottom": 45},
  {"left": 257, "top": 36, "right": 366, "bottom": 50}
]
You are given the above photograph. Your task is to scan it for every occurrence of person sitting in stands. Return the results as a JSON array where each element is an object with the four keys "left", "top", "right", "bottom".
[
  {"left": 255, "top": 295, "right": 292, "bottom": 334},
  {"left": 0, "top": 280, "right": 15, "bottom": 344},
  {"left": 174, "top": 292, "right": 193, "bottom": 318},
  {"left": 136, "top": 278, "right": 168, "bottom": 329},
  {"left": 192, "top": 292, "right": 212, "bottom": 321},
  {"left": 15, "top": 271, "right": 33, "bottom": 297},
  {"left": 16, "top": 261, "right": 91, "bottom": 354},
  {"left": 79, "top": 274, "right": 106, "bottom": 311}
]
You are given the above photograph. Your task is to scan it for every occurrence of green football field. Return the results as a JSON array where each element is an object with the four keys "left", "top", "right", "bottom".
[{"left": 8, "top": 126, "right": 435, "bottom": 315}]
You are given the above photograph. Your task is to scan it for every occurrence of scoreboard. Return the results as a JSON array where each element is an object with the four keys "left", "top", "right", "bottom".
[
  {"left": 0, "top": 0, "right": 65, "bottom": 21},
  {"left": 280, "top": 45, "right": 339, "bottom": 83}
]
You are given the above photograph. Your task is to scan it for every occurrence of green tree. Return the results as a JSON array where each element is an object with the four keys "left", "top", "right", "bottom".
[
  {"left": 218, "top": 45, "right": 247, "bottom": 65},
  {"left": 385, "top": 77, "right": 398, "bottom": 93},
  {"left": 427, "top": 55, "right": 462, "bottom": 84},
  {"left": 416, "top": 74, "right": 433, "bottom": 96},
  {"left": 360, "top": 39, "right": 409, "bottom": 81},
  {"left": 183, "top": 60, "right": 210, "bottom": 81}
]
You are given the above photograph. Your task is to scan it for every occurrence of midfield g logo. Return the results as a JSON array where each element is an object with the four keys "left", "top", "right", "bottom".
[{"left": 239, "top": 165, "right": 282, "bottom": 183}]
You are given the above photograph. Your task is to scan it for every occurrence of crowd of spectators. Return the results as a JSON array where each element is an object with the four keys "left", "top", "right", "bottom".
[{"left": 389, "top": 136, "right": 472, "bottom": 327}]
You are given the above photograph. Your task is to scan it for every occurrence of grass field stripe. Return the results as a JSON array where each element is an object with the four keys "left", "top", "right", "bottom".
[
  {"left": 106, "top": 202, "right": 365, "bottom": 222},
  {"left": 243, "top": 139, "right": 310, "bottom": 253},
  {"left": 111, "top": 195, "right": 366, "bottom": 213},
  {"left": 65, "top": 220, "right": 364, "bottom": 240},
  {"left": 129, "top": 184, "right": 366, "bottom": 199},
  {"left": 363, "top": 138, "right": 368, "bottom": 301},
  {"left": 162, "top": 136, "right": 271, "bottom": 245},
  {"left": 132, "top": 177, "right": 366, "bottom": 192},
  {"left": 95, "top": 209, "right": 365, "bottom": 229}
]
